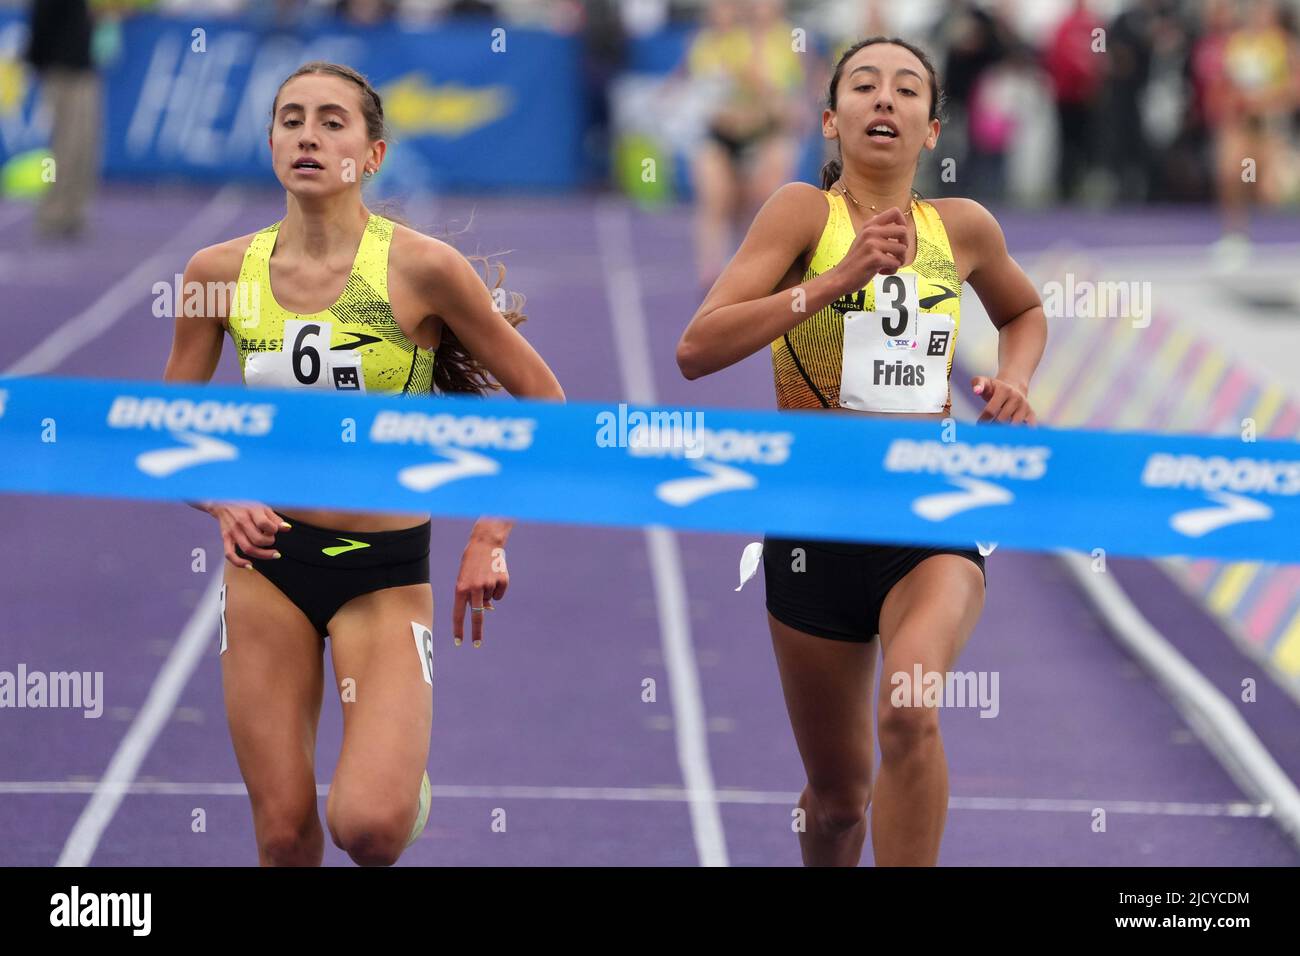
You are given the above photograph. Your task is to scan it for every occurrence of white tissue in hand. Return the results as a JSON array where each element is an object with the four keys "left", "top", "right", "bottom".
[{"left": 736, "top": 541, "right": 764, "bottom": 591}]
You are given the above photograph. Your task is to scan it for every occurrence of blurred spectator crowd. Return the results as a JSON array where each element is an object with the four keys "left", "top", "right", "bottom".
[
  {"left": 6, "top": 0, "right": 1299, "bottom": 211},
  {"left": 919, "top": 0, "right": 1300, "bottom": 210},
  {"left": 649, "top": 0, "right": 1300, "bottom": 210}
]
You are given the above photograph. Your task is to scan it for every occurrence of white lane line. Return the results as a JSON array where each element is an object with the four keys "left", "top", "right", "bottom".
[
  {"left": 959, "top": 307, "right": 1300, "bottom": 848},
  {"left": 1058, "top": 551, "right": 1300, "bottom": 850},
  {"left": 595, "top": 197, "right": 729, "bottom": 867},
  {"left": 949, "top": 381, "right": 1300, "bottom": 843},
  {"left": 55, "top": 575, "right": 224, "bottom": 866},
  {"left": 1158, "top": 558, "right": 1300, "bottom": 710},
  {"left": 4, "top": 780, "right": 1273, "bottom": 818},
  {"left": 4, "top": 184, "right": 244, "bottom": 377},
  {"left": 18, "top": 186, "right": 245, "bottom": 866}
]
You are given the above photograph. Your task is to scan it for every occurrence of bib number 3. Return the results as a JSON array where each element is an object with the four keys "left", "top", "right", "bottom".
[{"left": 840, "top": 272, "right": 955, "bottom": 413}]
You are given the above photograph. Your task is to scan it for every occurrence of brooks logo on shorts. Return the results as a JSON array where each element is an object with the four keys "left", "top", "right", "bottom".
[{"left": 322, "top": 538, "right": 371, "bottom": 557}]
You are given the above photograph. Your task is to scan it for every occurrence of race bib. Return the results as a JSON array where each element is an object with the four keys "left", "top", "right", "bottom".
[
  {"left": 840, "top": 273, "right": 954, "bottom": 413},
  {"left": 244, "top": 320, "right": 366, "bottom": 393}
]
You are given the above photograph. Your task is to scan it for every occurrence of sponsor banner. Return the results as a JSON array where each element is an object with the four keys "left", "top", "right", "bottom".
[
  {"left": 0, "top": 12, "right": 583, "bottom": 189},
  {"left": 2, "top": 375, "right": 1300, "bottom": 563}
]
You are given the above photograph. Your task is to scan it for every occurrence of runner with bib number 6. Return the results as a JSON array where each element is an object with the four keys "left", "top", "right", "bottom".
[
  {"left": 161, "top": 62, "right": 564, "bottom": 867},
  {"left": 676, "top": 36, "right": 1047, "bottom": 866}
]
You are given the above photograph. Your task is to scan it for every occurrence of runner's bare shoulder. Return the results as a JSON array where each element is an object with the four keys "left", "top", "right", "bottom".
[{"left": 179, "top": 234, "right": 260, "bottom": 326}]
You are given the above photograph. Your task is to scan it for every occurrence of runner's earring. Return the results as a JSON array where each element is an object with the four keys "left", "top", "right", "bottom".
[{"left": 363, "top": 167, "right": 375, "bottom": 179}]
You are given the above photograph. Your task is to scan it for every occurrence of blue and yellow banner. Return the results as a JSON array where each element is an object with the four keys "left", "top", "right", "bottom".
[{"left": 0, "top": 12, "right": 584, "bottom": 189}]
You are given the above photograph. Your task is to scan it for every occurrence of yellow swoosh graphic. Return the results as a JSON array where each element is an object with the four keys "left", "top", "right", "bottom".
[
  {"left": 322, "top": 538, "right": 372, "bottom": 557},
  {"left": 378, "top": 73, "right": 511, "bottom": 137}
]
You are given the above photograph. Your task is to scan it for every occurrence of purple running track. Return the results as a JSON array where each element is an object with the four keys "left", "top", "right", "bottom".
[{"left": 0, "top": 190, "right": 1296, "bottom": 865}]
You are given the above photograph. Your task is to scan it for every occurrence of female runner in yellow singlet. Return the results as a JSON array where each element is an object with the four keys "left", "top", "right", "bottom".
[
  {"left": 677, "top": 37, "right": 1047, "bottom": 866},
  {"left": 163, "top": 62, "right": 564, "bottom": 866}
]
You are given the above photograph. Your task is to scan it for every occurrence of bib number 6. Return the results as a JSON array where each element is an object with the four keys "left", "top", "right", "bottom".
[{"left": 292, "top": 323, "right": 324, "bottom": 385}]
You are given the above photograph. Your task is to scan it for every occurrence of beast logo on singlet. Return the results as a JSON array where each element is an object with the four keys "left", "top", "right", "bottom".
[{"left": 240, "top": 338, "right": 284, "bottom": 353}]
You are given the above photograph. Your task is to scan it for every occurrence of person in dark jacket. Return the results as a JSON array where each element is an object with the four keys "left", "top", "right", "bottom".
[{"left": 26, "top": 0, "right": 100, "bottom": 239}]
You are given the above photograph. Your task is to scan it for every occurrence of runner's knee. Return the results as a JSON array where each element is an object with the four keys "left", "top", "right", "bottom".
[
  {"left": 255, "top": 802, "right": 320, "bottom": 866},
  {"left": 877, "top": 699, "right": 941, "bottom": 762},
  {"left": 328, "top": 796, "right": 414, "bottom": 867},
  {"left": 806, "top": 782, "right": 872, "bottom": 833}
]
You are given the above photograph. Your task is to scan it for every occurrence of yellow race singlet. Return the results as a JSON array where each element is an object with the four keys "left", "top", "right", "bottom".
[
  {"left": 771, "top": 190, "right": 962, "bottom": 413},
  {"left": 227, "top": 214, "right": 435, "bottom": 396},
  {"left": 688, "top": 23, "right": 805, "bottom": 97},
  {"left": 1224, "top": 27, "right": 1290, "bottom": 96}
]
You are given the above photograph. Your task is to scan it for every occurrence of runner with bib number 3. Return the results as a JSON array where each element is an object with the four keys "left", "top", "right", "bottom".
[{"left": 676, "top": 37, "right": 1047, "bottom": 866}]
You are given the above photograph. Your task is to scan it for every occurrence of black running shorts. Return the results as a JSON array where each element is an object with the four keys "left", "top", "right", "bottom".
[
  {"left": 762, "top": 536, "right": 986, "bottom": 643},
  {"left": 235, "top": 510, "right": 431, "bottom": 638}
]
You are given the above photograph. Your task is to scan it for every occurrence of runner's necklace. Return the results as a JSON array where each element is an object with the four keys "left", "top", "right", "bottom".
[
  {"left": 837, "top": 182, "right": 916, "bottom": 218},
  {"left": 838, "top": 182, "right": 919, "bottom": 339}
]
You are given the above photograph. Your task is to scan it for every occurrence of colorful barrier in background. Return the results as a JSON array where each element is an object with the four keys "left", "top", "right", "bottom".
[{"left": 959, "top": 253, "right": 1300, "bottom": 700}]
